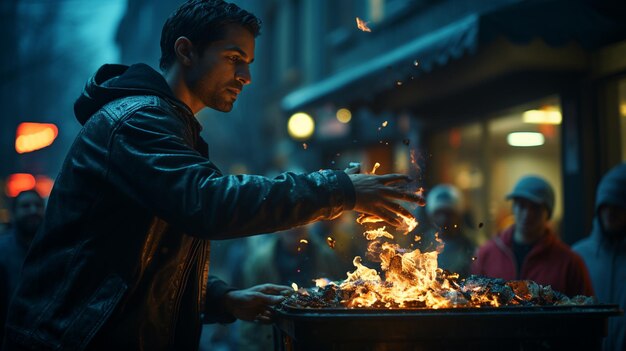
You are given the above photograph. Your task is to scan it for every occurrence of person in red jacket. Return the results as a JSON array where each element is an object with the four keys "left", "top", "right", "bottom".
[{"left": 471, "top": 175, "right": 593, "bottom": 297}]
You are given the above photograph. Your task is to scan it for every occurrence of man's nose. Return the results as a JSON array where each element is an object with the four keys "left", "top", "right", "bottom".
[{"left": 236, "top": 65, "right": 252, "bottom": 85}]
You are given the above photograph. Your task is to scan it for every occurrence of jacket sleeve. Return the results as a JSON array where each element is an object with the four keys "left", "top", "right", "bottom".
[
  {"left": 106, "top": 107, "right": 356, "bottom": 239},
  {"left": 566, "top": 252, "right": 595, "bottom": 297},
  {"left": 202, "top": 275, "right": 238, "bottom": 324}
]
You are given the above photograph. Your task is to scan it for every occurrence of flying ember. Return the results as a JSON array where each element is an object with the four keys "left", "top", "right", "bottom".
[
  {"left": 370, "top": 162, "right": 381, "bottom": 174},
  {"left": 326, "top": 236, "right": 336, "bottom": 249},
  {"left": 355, "top": 17, "right": 371, "bottom": 32}
]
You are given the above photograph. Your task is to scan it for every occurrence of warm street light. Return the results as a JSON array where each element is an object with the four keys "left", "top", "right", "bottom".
[
  {"left": 288, "top": 112, "right": 315, "bottom": 140},
  {"left": 507, "top": 132, "right": 545, "bottom": 147},
  {"left": 336, "top": 108, "right": 352, "bottom": 123}
]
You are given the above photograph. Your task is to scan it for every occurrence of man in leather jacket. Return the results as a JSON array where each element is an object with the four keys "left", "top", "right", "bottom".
[{"left": 3, "top": 1, "right": 424, "bottom": 350}]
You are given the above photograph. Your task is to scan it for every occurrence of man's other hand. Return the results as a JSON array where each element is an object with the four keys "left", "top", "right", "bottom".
[{"left": 222, "top": 284, "right": 292, "bottom": 324}]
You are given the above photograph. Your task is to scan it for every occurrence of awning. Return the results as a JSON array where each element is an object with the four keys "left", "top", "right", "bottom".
[{"left": 281, "top": 0, "right": 626, "bottom": 113}]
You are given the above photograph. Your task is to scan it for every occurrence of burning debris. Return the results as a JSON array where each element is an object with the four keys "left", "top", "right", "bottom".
[
  {"left": 281, "top": 225, "right": 594, "bottom": 310},
  {"left": 282, "top": 273, "right": 595, "bottom": 310},
  {"left": 355, "top": 17, "right": 371, "bottom": 32}
]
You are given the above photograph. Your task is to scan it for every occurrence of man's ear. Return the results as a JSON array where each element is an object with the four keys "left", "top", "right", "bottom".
[{"left": 174, "top": 36, "right": 195, "bottom": 66}]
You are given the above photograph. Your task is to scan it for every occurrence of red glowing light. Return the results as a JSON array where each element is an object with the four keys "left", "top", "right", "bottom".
[
  {"left": 15, "top": 122, "right": 59, "bottom": 153},
  {"left": 6, "top": 173, "right": 36, "bottom": 197}
]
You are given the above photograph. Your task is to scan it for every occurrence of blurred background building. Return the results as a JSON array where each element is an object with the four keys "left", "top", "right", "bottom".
[{"left": 1, "top": 0, "right": 625, "bottom": 283}]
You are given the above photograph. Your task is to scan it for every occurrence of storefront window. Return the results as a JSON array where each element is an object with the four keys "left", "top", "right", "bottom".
[{"left": 427, "top": 96, "right": 562, "bottom": 243}]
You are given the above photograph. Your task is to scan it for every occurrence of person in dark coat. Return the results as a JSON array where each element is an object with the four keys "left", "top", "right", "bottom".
[
  {"left": 0, "top": 190, "right": 45, "bottom": 343},
  {"left": 2, "top": 1, "right": 424, "bottom": 350},
  {"left": 573, "top": 163, "right": 626, "bottom": 351}
]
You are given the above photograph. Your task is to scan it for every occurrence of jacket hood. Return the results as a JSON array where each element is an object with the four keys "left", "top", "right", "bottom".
[
  {"left": 74, "top": 63, "right": 192, "bottom": 125},
  {"left": 595, "top": 163, "right": 626, "bottom": 211},
  {"left": 591, "top": 163, "right": 626, "bottom": 241}
]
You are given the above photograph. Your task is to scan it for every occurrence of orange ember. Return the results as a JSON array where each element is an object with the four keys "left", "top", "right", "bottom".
[
  {"left": 355, "top": 17, "right": 372, "bottom": 32},
  {"left": 326, "top": 236, "right": 336, "bottom": 249}
]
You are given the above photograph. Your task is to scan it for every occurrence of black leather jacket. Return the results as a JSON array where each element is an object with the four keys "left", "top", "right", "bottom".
[{"left": 3, "top": 64, "right": 355, "bottom": 350}]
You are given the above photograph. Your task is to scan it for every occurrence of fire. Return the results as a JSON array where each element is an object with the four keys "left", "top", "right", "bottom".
[
  {"left": 294, "top": 222, "right": 589, "bottom": 309},
  {"left": 338, "top": 225, "right": 463, "bottom": 309},
  {"left": 285, "top": 170, "right": 593, "bottom": 310}
]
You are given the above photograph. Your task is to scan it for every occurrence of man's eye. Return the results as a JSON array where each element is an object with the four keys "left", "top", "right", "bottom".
[{"left": 228, "top": 56, "right": 240, "bottom": 63}]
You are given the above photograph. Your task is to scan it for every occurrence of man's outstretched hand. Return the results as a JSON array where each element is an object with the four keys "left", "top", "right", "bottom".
[
  {"left": 222, "top": 284, "right": 292, "bottom": 324},
  {"left": 345, "top": 163, "right": 425, "bottom": 228}
]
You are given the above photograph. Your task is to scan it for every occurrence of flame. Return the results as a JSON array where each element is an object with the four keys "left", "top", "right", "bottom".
[
  {"left": 364, "top": 226, "right": 394, "bottom": 240},
  {"left": 397, "top": 214, "right": 418, "bottom": 234},
  {"left": 314, "top": 278, "right": 332, "bottom": 288},
  {"left": 287, "top": 222, "right": 586, "bottom": 310},
  {"left": 335, "top": 223, "right": 505, "bottom": 309},
  {"left": 356, "top": 214, "right": 383, "bottom": 225},
  {"left": 292, "top": 283, "right": 298, "bottom": 291},
  {"left": 355, "top": 17, "right": 371, "bottom": 32}
]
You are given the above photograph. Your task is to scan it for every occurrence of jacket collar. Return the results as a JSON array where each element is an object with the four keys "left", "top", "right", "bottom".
[{"left": 499, "top": 224, "right": 557, "bottom": 256}]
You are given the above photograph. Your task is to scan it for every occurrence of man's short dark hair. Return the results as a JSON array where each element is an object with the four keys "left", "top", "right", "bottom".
[
  {"left": 159, "top": 0, "right": 262, "bottom": 71},
  {"left": 11, "top": 190, "right": 43, "bottom": 214}
]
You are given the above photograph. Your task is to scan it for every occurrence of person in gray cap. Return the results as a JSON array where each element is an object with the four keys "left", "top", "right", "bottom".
[
  {"left": 425, "top": 184, "right": 475, "bottom": 277},
  {"left": 573, "top": 163, "right": 626, "bottom": 351},
  {"left": 471, "top": 175, "right": 593, "bottom": 297}
]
